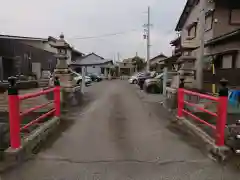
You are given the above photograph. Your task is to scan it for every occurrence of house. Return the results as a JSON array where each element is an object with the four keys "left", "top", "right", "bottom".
[
  {"left": 175, "top": 0, "right": 240, "bottom": 90},
  {"left": 0, "top": 35, "right": 57, "bottom": 80},
  {"left": 117, "top": 57, "right": 136, "bottom": 76},
  {"left": 117, "top": 55, "right": 145, "bottom": 76},
  {"left": 0, "top": 34, "right": 84, "bottom": 80},
  {"left": 149, "top": 53, "right": 167, "bottom": 71},
  {"left": 70, "top": 53, "right": 114, "bottom": 76},
  {"left": 24, "top": 36, "right": 84, "bottom": 65},
  {"left": 157, "top": 36, "right": 182, "bottom": 71}
]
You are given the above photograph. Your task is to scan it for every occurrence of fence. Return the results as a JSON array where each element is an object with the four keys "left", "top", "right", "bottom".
[
  {"left": 177, "top": 87, "right": 228, "bottom": 147},
  {"left": 7, "top": 76, "right": 61, "bottom": 149}
]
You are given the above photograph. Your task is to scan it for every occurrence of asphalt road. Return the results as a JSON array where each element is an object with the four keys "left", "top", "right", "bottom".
[{"left": 1, "top": 80, "right": 240, "bottom": 180}]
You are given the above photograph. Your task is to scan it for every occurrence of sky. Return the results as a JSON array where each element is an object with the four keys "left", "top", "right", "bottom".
[{"left": 0, "top": 0, "right": 186, "bottom": 60}]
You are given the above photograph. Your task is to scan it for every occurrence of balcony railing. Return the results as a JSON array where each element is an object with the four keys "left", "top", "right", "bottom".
[{"left": 182, "top": 39, "right": 198, "bottom": 49}]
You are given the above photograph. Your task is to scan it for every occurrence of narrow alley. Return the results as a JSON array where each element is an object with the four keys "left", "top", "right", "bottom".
[{"left": 1, "top": 81, "right": 239, "bottom": 180}]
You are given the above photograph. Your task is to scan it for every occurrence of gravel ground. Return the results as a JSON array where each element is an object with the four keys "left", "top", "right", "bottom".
[{"left": 1, "top": 80, "right": 240, "bottom": 180}]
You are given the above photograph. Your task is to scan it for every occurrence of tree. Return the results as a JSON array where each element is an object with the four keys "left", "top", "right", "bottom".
[{"left": 132, "top": 56, "right": 146, "bottom": 71}]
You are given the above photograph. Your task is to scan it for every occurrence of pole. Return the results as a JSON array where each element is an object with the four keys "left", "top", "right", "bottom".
[
  {"left": 54, "top": 77, "right": 61, "bottom": 117},
  {"left": 117, "top": 52, "right": 120, "bottom": 62},
  {"left": 8, "top": 76, "right": 21, "bottom": 149},
  {"left": 0, "top": 57, "right": 3, "bottom": 81},
  {"left": 196, "top": 0, "right": 206, "bottom": 89},
  {"left": 146, "top": 6, "right": 150, "bottom": 72},
  {"left": 212, "top": 62, "right": 216, "bottom": 94},
  {"left": 216, "top": 79, "right": 228, "bottom": 146},
  {"left": 163, "top": 67, "right": 168, "bottom": 96},
  {"left": 81, "top": 66, "right": 86, "bottom": 94},
  {"left": 177, "top": 79, "right": 185, "bottom": 118}
]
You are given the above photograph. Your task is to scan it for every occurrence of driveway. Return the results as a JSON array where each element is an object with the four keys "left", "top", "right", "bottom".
[{"left": 1, "top": 80, "right": 240, "bottom": 180}]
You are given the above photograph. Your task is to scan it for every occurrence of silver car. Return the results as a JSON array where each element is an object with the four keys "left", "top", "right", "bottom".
[{"left": 144, "top": 73, "right": 164, "bottom": 93}]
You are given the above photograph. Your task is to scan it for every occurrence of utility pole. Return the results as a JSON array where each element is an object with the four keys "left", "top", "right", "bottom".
[
  {"left": 196, "top": 0, "right": 206, "bottom": 90},
  {"left": 143, "top": 6, "right": 151, "bottom": 71},
  {"left": 117, "top": 52, "right": 120, "bottom": 62},
  {"left": 147, "top": 6, "right": 151, "bottom": 71}
]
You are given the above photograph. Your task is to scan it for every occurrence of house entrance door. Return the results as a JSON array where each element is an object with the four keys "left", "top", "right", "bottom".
[{"left": 2, "top": 57, "right": 14, "bottom": 80}]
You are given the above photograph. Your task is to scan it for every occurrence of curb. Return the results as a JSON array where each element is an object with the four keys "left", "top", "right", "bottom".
[
  {"left": 173, "top": 116, "right": 231, "bottom": 162},
  {"left": 0, "top": 116, "right": 60, "bottom": 172},
  {"left": 158, "top": 98, "right": 231, "bottom": 161}
]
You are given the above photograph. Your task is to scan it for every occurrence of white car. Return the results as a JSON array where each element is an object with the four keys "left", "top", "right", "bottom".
[
  {"left": 128, "top": 72, "right": 144, "bottom": 84},
  {"left": 128, "top": 76, "right": 137, "bottom": 84},
  {"left": 71, "top": 71, "right": 92, "bottom": 86}
]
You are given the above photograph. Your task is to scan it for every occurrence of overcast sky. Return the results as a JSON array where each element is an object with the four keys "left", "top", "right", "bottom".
[{"left": 0, "top": 0, "right": 186, "bottom": 60}]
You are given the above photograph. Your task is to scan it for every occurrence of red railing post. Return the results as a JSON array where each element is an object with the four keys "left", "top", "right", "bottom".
[
  {"left": 216, "top": 79, "right": 228, "bottom": 146},
  {"left": 8, "top": 77, "right": 21, "bottom": 149},
  {"left": 177, "top": 78, "right": 185, "bottom": 118},
  {"left": 54, "top": 77, "right": 61, "bottom": 117},
  {"left": 177, "top": 88, "right": 184, "bottom": 117}
]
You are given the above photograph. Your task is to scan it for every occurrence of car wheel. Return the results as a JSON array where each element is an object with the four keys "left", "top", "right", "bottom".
[
  {"left": 133, "top": 79, "right": 137, "bottom": 84},
  {"left": 147, "top": 85, "right": 156, "bottom": 94}
]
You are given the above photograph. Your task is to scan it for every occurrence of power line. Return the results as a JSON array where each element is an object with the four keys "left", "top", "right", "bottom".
[{"left": 67, "top": 29, "right": 139, "bottom": 40}]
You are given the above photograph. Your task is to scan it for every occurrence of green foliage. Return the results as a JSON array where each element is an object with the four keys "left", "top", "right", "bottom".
[{"left": 132, "top": 56, "right": 146, "bottom": 71}]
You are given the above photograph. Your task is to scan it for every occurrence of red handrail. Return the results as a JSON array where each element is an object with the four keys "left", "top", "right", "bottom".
[
  {"left": 8, "top": 86, "right": 61, "bottom": 149},
  {"left": 19, "top": 88, "right": 54, "bottom": 101},
  {"left": 20, "top": 101, "right": 53, "bottom": 118},
  {"left": 177, "top": 88, "right": 227, "bottom": 147},
  {"left": 20, "top": 109, "right": 56, "bottom": 130},
  {"left": 183, "top": 101, "right": 218, "bottom": 117},
  {"left": 183, "top": 89, "right": 218, "bottom": 101},
  {"left": 182, "top": 109, "right": 216, "bottom": 130}
]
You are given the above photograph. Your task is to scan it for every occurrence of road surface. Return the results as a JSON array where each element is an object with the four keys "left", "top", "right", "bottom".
[{"left": 1, "top": 80, "right": 240, "bottom": 179}]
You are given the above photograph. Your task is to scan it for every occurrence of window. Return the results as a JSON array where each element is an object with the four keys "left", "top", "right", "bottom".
[
  {"left": 214, "top": 55, "right": 223, "bottom": 69},
  {"left": 230, "top": 9, "right": 240, "bottom": 25},
  {"left": 187, "top": 23, "right": 197, "bottom": 39},
  {"left": 205, "top": 14, "right": 213, "bottom": 31},
  {"left": 214, "top": 53, "right": 237, "bottom": 69},
  {"left": 222, "top": 55, "right": 233, "bottom": 69},
  {"left": 183, "top": 51, "right": 191, "bottom": 56},
  {"left": 92, "top": 66, "right": 95, "bottom": 68}
]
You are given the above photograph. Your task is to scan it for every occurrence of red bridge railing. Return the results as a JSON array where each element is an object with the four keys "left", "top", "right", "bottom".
[
  {"left": 7, "top": 77, "right": 61, "bottom": 149},
  {"left": 177, "top": 87, "right": 228, "bottom": 147}
]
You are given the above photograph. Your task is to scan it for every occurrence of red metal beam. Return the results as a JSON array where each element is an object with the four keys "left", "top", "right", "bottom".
[
  {"left": 19, "top": 88, "right": 54, "bottom": 101},
  {"left": 183, "top": 101, "right": 218, "bottom": 117},
  {"left": 20, "top": 101, "right": 53, "bottom": 118},
  {"left": 20, "top": 109, "right": 55, "bottom": 130},
  {"left": 183, "top": 89, "right": 218, "bottom": 101},
  {"left": 182, "top": 109, "right": 216, "bottom": 130}
]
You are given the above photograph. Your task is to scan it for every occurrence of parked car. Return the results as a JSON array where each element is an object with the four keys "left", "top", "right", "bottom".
[
  {"left": 72, "top": 71, "right": 92, "bottom": 86},
  {"left": 144, "top": 73, "right": 164, "bottom": 94},
  {"left": 128, "top": 72, "right": 144, "bottom": 84},
  {"left": 137, "top": 72, "right": 157, "bottom": 90},
  {"left": 99, "top": 74, "right": 106, "bottom": 79},
  {"left": 88, "top": 73, "right": 102, "bottom": 82},
  {"left": 143, "top": 72, "right": 178, "bottom": 93}
]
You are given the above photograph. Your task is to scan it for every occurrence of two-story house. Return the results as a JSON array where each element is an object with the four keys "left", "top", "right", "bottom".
[
  {"left": 175, "top": 0, "right": 240, "bottom": 90},
  {"left": 149, "top": 53, "right": 167, "bottom": 72},
  {"left": 156, "top": 35, "right": 182, "bottom": 72}
]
